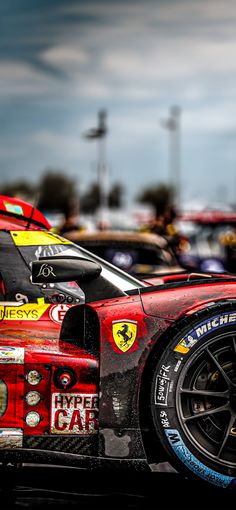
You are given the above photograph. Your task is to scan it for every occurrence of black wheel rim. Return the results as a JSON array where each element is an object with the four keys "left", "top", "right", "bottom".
[{"left": 176, "top": 331, "right": 236, "bottom": 469}]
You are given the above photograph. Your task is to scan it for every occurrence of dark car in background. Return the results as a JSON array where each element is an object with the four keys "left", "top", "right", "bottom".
[{"left": 64, "top": 230, "right": 181, "bottom": 277}]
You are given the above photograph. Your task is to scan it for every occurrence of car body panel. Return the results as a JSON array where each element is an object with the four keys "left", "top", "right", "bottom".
[
  {"left": 86, "top": 277, "right": 236, "bottom": 461},
  {"left": 140, "top": 278, "right": 236, "bottom": 319},
  {"left": 0, "top": 195, "right": 51, "bottom": 231}
]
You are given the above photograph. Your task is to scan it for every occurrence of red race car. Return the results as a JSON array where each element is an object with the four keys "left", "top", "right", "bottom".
[{"left": 0, "top": 196, "right": 235, "bottom": 490}]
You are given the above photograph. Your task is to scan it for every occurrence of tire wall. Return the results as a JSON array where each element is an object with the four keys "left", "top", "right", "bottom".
[{"left": 141, "top": 301, "right": 236, "bottom": 489}]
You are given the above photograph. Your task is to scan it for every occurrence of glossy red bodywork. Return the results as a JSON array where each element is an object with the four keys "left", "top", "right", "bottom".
[
  {"left": 0, "top": 195, "right": 51, "bottom": 230},
  {"left": 0, "top": 307, "right": 98, "bottom": 439},
  {"left": 0, "top": 341, "right": 98, "bottom": 434},
  {"left": 0, "top": 272, "right": 236, "bottom": 470},
  {"left": 140, "top": 277, "right": 236, "bottom": 319}
]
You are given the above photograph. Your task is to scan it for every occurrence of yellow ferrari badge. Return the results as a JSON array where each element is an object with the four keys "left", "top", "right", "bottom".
[{"left": 112, "top": 320, "right": 138, "bottom": 352}]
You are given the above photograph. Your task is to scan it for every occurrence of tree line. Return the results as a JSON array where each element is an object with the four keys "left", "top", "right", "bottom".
[{"left": 0, "top": 170, "right": 175, "bottom": 217}]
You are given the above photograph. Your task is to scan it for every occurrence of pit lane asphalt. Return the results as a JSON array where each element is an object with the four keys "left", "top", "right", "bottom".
[{"left": 0, "top": 465, "right": 235, "bottom": 509}]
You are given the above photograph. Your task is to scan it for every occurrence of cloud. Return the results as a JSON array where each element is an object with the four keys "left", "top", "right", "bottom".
[
  {"left": 1, "top": 0, "right": 236, "bottom": 205},
  {"left": 2, "top": 0, "right": 236, "bottom": 105},
  {"left": 32, "top": 1, "right": 236, "bottom": 110},
  {"left": 42, "top": 45, "right": 89, "bottom": 67},
  {"left": 102, "top": 39, "right": 236, "bottom": 86},
  {"left": 31, "top": 129, "right": 83, "bottom": 153},
  {"left": 183, "top": 105, "right": 236, "bottom": 133},
  {"left": 0, "top": 61, "right": 58, "bottom": 96}
]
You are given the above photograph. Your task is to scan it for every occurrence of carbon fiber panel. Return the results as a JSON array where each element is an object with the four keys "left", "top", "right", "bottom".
[{"left": 24, "top": 435, "right": 98, "bottom": 455}]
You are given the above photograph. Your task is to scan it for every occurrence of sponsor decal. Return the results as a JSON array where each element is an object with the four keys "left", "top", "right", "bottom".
[
  {"left": 0, "top": 346, "right": 24, "bottom": 364},
  {"left": 154, "top": 364, "right": 171, "bottom": 406},
  {"left": 0, "top": 303, "right": 49, "bottom": 321},
  {"left": 174, "top": 312, "right": 236, "bottom": 354},
  {"left": 112, "top": 319, "right": 138, "bottom": 352},
  {"left": 50, "top": 393, "right": 99, "bottom": 435},
  {"left": 0, "top": 428, "right": 23, "bottom": 448},
  {"left": 4, "top": 202, "right": 23, "bottom": 215},
  {"left": 49, "top": 304, "right": 70, "bottom": 324},
  {"left": 165, "top": 429, "right": 234, "bottom": 488},
  {"left": 174, "top": 335, "right": 197, "bottom": 354},
  {"left": 10, "top": 230, "right": 71, "bottom": 246},
  {"left": 37, "top": 263, "right": 56, "bottom": 278},
  {"left": 159, "top": 410, "right": 170, "bottom": 428}
]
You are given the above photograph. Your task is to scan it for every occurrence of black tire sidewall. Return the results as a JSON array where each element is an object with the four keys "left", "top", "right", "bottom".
[{"left": 151, "top": 305, "right": 236, "bottom": 489}]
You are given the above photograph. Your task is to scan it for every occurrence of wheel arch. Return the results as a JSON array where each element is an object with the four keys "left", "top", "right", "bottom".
[{"left": 138, "top": 299, "right": 236, "bottom": 465}]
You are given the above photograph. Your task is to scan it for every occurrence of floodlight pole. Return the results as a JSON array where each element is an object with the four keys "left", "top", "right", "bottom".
[
  {"left": 83, "top": 109, "right": 109, "bottom": 226},
  {"left": 97, "top": 110, "right": 109, "bottom": 223},
  {"left": 161, "top": 105, "right": 181, "bottom": 205}
]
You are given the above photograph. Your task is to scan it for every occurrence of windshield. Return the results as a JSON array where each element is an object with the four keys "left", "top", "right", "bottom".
[{"left": 13, "top": 231, "right": 145, "bottom": 293}]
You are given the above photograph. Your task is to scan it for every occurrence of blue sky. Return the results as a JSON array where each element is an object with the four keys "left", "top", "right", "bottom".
[{"left": 1, "top": 0, "right": 236, "bottom": 208}]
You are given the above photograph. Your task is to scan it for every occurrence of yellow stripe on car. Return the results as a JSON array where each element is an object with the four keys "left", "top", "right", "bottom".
[
  {"left": 0, "top": 303, "right": 50, "bottom": 321},
  {"left": 10, "top": 231, "right": 71, "bottom": 246}
]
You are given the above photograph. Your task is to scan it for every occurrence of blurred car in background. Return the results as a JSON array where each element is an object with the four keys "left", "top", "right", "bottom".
[
  {"left": 64, "top": 230, "right": 181, "bottom": 277},
  {"left": 176, "top": 210, "right": 236, "bottom": 274}
]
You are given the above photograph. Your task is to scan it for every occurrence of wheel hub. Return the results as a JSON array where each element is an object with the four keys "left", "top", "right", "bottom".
[{"left": 176, "top": 332, "right": 236, "bottom": 468}]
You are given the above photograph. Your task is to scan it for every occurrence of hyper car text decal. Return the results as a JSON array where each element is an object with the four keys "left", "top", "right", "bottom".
[
  {"left": 50, "top": 393, "right": 99, "bottom": 435},
  {"left": 10, "top": 231, "right": 71, "bottom": 246},
  {"left": 165, "top": 429, "right": 234, "bottom": 488},
  {"left": 174, "top": 312, "right": 236, "bottom": 354},
  {"left": 112, "top": 319, "right": 138, "bottom": 352},
  {"left": 0, "top": 303, "right": 49, "bottom": 321}
]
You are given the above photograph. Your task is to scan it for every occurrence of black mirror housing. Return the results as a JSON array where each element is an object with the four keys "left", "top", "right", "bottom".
[{"left": 32, "top": 256, "right": 102, "bottom": 284}]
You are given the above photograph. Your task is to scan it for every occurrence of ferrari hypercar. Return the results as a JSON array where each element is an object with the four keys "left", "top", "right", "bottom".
[{"left": 0, "top": 197, "right": 236, "bottom": 490}]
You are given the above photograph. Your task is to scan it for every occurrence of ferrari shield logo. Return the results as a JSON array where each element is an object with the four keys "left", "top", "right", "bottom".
[{"left": 112, "top": 320, "right": 138, "bottom": 352}]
